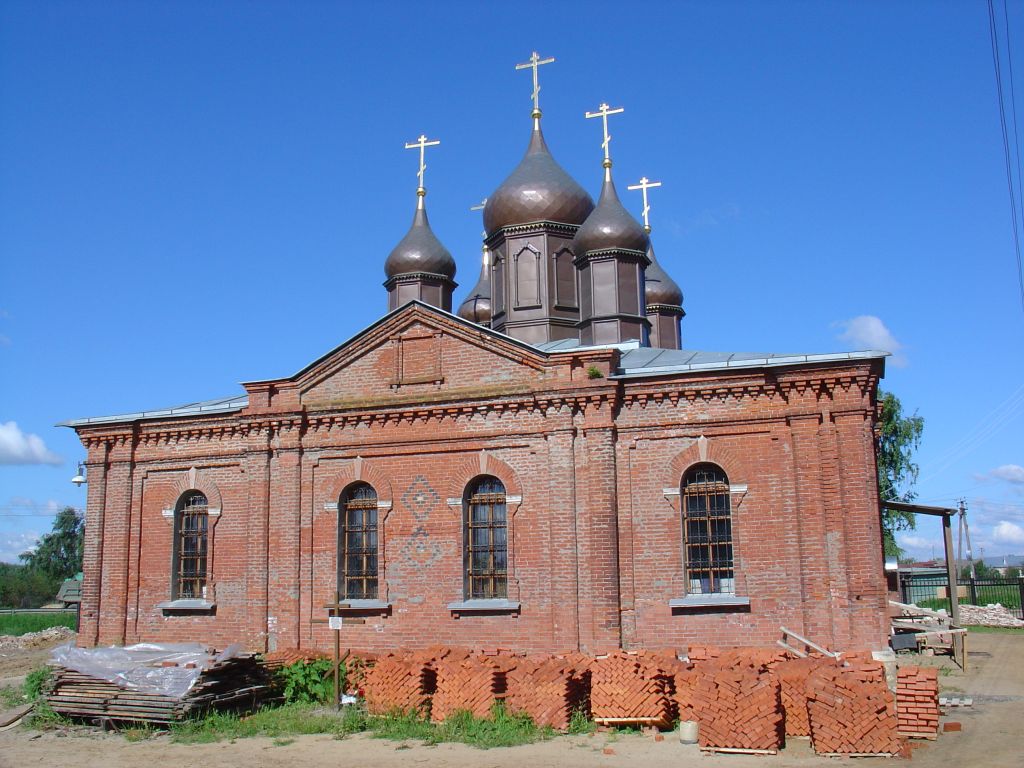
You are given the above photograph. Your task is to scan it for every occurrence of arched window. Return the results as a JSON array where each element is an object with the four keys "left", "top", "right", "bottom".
[
  {"left": 682, "top": 464, "right": 734, "bottom": 595},
  {"left": 464, "top": 476, "right": 507, "bottom": 600},
  {"left": 339, "top": 483, "right": 378, "bottom": 600},
  {"left": 173, "top": 491, "right": 209, "bottom": 599}
]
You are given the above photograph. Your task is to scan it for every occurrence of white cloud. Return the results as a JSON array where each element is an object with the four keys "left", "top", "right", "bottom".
[
  {"left": 0, "top": 421, "right": 62, "bottom": 465},
  {"left": 990, "top": 464, "right": 1024, "bottom": 485},
  {"left": 993, "top": 521, "right": 1024, "bottom": 546},
  {"left": 835, "top": 315, "right": 907, "bottom": 367},
  {"left": 897, "top": 533, "right": 940, "bottom": 551},
  {"left": 0, "top": 531, "right": 41, "bottom": 564},
  {"left": 8, "top": 497, "right": 62, "bottom": 516}
]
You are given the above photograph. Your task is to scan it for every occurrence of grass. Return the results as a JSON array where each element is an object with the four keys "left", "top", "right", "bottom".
[
  {"left": 1, "top": 684, "right": 25, "bottom": 708},
  {"left": 170, "top": 702, "right": 554, "bottom": 749},
  {"left": 0, "top": 612, "right": 76, "bottom": 636},
  {"left": 967, "top": 625, "right": 1024, "bottom": 634}
]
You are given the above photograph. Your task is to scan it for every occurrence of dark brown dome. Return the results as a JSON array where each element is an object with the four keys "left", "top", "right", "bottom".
[
  {"left": 483, "top": 123, "right": 594, "bottom": 234},
  {"left": 573, "top": 173, "right": 650, "bottom": 255},
  {"left": 384, "top": 202, "right": 456, "bottom": 280},
  {"left": 457, "top": 248, "right": 492, "bottom": 325},
  {"left": 644, "top": 242, "right": 683, "bottom": 306}
]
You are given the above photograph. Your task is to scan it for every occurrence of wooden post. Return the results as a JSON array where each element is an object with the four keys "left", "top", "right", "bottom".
[
  {"left": 942, "top": 513, "right": 965, "bottom": 669},
  {"left": 333, "top": 590, "right": 341, "bottom": 711}
]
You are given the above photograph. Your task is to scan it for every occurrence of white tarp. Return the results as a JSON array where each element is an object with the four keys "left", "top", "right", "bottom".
[{"left": 50, "top": 642, "right": 242, "bottom": 699}]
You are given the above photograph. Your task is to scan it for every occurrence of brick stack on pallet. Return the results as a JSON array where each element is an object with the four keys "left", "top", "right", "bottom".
[
  {"left": 261, "top": 648, "right": 328, "bottom": 670},
  {"left": 45, "top": 653, "right": 273, "bottom": 726},
  {"left": 362, "top": 652, "right": 438, "bottom": 715},
  {"left": 771, "top": 656, "right": 835, "bottom": 737},
  {"left": 590, "top": 651, "right": 675, "bottom": 728},
  {"left": 506, "top": 656, "right": 590, "bottom": 730},
  {"left": 431, "top": 653, "right": 508, "bottom": 722},
  {"left": 805, "top": 662, "right": 902, "bottom": 756},
  {"left": 896, "top": 666, "right": 940, "bottom": 739},
  {"left": 688, "top": 659, "right": 785, "bottom": 753}
]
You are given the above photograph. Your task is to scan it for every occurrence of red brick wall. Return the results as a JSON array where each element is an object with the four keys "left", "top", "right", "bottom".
[{"left": 75, "top": 308, "right": 888, "bottom": 655}]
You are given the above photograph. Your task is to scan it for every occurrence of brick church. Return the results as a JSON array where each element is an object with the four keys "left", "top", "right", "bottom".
[{"left": 65, "top": 57, "right": 890, "bottom": 656}]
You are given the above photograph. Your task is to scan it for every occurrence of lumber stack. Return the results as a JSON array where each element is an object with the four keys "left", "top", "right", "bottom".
[
  {"left": 771, "top": 657, "right": 835, "bottom": 736},
  {"left": 44, "top": 654, "right": 272, "bottom": 725},
  {"left": 362, "top": 653, "right": 437, "bottom": 715},
  {"left": 806, "top": 665, "right": 902, "bottom": 755},
  {"left": 690, "top": 662, "right": 784, "bottom": 752},
  {"left": 896, "top": 666, "right": 939, "bottom": 738},
  {"left": 506, "top": 656, "right": 589, "bottom": 731},
  {"left": 431, "top": 654, "right": 507, "bottom": 722},
  {"left": 590, "top": 651, "right": 674, "bottom": 727}
]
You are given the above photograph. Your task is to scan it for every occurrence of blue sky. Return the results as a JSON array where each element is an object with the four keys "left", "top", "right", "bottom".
[{"left": 1, "top": 1, "right": 1022, "bottom": 565}]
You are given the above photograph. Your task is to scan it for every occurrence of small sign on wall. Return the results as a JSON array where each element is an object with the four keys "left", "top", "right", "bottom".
[{"left": 328, "top": 615, "right": 343, "bottom": 630}]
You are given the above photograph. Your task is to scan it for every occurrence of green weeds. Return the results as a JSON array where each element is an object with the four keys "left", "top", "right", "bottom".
[{"left": 0, "top": 612, "right": 76, "bottom": 636}]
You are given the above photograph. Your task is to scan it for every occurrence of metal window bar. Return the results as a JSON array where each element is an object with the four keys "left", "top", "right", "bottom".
[
  {"left": 682, "top": 465, "right": 734, "bottom": 595},
  {"left": 176, "top": 493, "right": 208, "bottom": 599},
  {"left": 339, "top": 484, "right": 378, "bottom": 600},
  {"left": 465, "top": 479, "right": 507, "bottom": 600}
]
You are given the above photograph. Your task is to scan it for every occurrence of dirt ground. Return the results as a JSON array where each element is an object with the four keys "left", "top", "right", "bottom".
[{"left": 0, "top": 631, "right": 1021, "bottom": 768}]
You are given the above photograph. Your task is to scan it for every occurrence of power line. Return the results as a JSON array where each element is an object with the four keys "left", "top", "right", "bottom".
[{"left": 988, "top": 0, "right": 1024, "bottom": 314}]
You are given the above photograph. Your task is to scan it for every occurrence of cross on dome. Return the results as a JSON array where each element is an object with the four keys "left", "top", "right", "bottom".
[
  {"left": 585, "top": 102, "right": 625, "bottom": 175},
  {"left": 404, "top": 134, "right": 441, "bottom": 206},
  {"left": 627, "top": 176, "right": 663, "bottom": 233},
  {"left": 515, "top": 51, "right": 555, "bottom": 120}
]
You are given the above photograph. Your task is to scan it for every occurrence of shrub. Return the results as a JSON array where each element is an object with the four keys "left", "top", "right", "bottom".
[{"left": 277, "top": 659, "right": 338, "bottom": 705}]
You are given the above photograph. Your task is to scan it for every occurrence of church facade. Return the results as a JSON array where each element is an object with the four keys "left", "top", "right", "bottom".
[{"left": 66, "top": 60, "right": 890, "bottom": 655}]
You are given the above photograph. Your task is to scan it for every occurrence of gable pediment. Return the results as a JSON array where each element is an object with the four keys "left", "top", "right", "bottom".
[{"left": 260, "top": 303, "right": 553, "bottom": 412}]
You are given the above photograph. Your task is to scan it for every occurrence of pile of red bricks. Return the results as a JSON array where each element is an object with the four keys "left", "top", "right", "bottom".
[
  {"left": 771, "top": 657, "right": 835, "bottom": 736},
  {"left": 590, "top": 651, "right": 675, "bottom": 727},
  {"left": 506, "top": 656, "right": 590, "bottom": 730},
  {"left": 431, "top": 652, "right": 509, "bottom": 722},
  {"left": 261, "top": 647, "right": 328, "bottom": 670},
  {"left": 362, "top": 652, "right": 437, "bottom": 715},
  {"left": 687, "top": 658, "right": 784, "bottom": 752},
  {"left": 896, "top": 667, "right": 939, "bottom": 739},
  {"left": 806, "top": 661, "right": 901, "bottom": 755}
]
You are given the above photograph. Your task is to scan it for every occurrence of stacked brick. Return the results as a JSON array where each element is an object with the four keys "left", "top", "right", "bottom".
[
  {"left": 688, "top": 659, "right": 784, "bottom": 752},
  {"left": 431, "top": 653, "right": 508, "bottom": 722},
  {"left": 771, "top": 657, "right": 836, "bottom": 736},
  {"left": 506, "top": 656, "right": 590, "bottom": 730},
  {"left": 590, "top": 651, "right": 675, "bottom": 727},
  {"left": 362, "top": 652, "right": 438, "bottom": 715},
  {"left": 261, "top": 647, "right": 327, "bottom": 670},
  {"left": 806, "top": 662, "right": 902, "bottom": 755},
  {"left": 896, "top": 667, "right": 939, "bottom": 738}
]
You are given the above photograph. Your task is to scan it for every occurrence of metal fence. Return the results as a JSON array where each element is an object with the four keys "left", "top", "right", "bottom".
[{"left": 899, "top": 574, "right": 1024, "bottom": 619}]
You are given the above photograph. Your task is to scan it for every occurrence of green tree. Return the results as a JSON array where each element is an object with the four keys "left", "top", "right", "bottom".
[
  {"left": 18, "top": 506, "right": 84, "bottom": 580},
  {"left": 876, "top": 390, "right": 925, "bottom": 557},
  {"left": 960, "top": 560, "right": 994, "bottom": 579}
]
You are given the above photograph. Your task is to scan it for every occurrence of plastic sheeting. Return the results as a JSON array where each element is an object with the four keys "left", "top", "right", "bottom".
[{"left": 50, "top": 642, "right": 242, "bottom": 699}]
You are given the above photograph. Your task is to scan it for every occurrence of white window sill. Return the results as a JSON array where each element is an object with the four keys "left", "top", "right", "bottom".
[
  {"left": 158, "top": 599, "right": 216, "bottom": 614},
  {"left": 447, "top": 599, "right": 521, "bottom": 614},
  {"left": 670, "top": 595, "right": 750, "bottom": 609}
]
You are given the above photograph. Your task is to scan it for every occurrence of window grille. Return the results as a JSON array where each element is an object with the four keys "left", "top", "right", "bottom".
[
  {"left": 464, "top": 476, "right": 507, "bottom": 600},
  {"left": 682, "top": 464, "right": 734, "bottom": 595},
  {"left": 339, "top": 483, "right": 378, "bottom": 600},
  {"left": 174, "top": 492, "right": 208, "bottom": 599}
]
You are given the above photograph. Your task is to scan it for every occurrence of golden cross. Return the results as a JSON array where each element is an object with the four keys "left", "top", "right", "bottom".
[
  {"left": 515, "top": 51, "right": 555, "bottom": 117},
  {"left": 585, "top": 102, "right": 625, "bottom": 168},
  {"left": 471, "top": 198, "right": 487, "bottom": 238},
  {"left": 404, "top": 134, "right": 441, "bottom": 198},
  {"left": 626, "top": 177, "right": 663, "bottom": 232}
]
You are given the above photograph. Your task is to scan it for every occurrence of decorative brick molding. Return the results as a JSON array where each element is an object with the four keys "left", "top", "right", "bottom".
[
  {"left": 444, "top": 450, "right": 524, "bottom": 516},
  {"left": 323, "top": 456, "right": 394, "bottom": 519}
]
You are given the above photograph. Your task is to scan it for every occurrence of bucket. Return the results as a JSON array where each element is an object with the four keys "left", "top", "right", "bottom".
[{"left": 678, "top": 720, "right": 698, "bottom": 744}]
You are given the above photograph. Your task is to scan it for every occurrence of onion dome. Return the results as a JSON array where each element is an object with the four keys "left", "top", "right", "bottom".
[
  {"left": 483, "top": 123, "right": 594, "bottom": 234},
  {"left": 457, "top": 246, "right": 492, "bottom": 325},
  {"left": 644, "top": 242, "right": 683, "bottom": 306},
  {"left": 384, "top": 203, "right": 456, "bottom": 280},
  {"left": 573, "top": 173, "right": 650, "bottom": 255}
]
